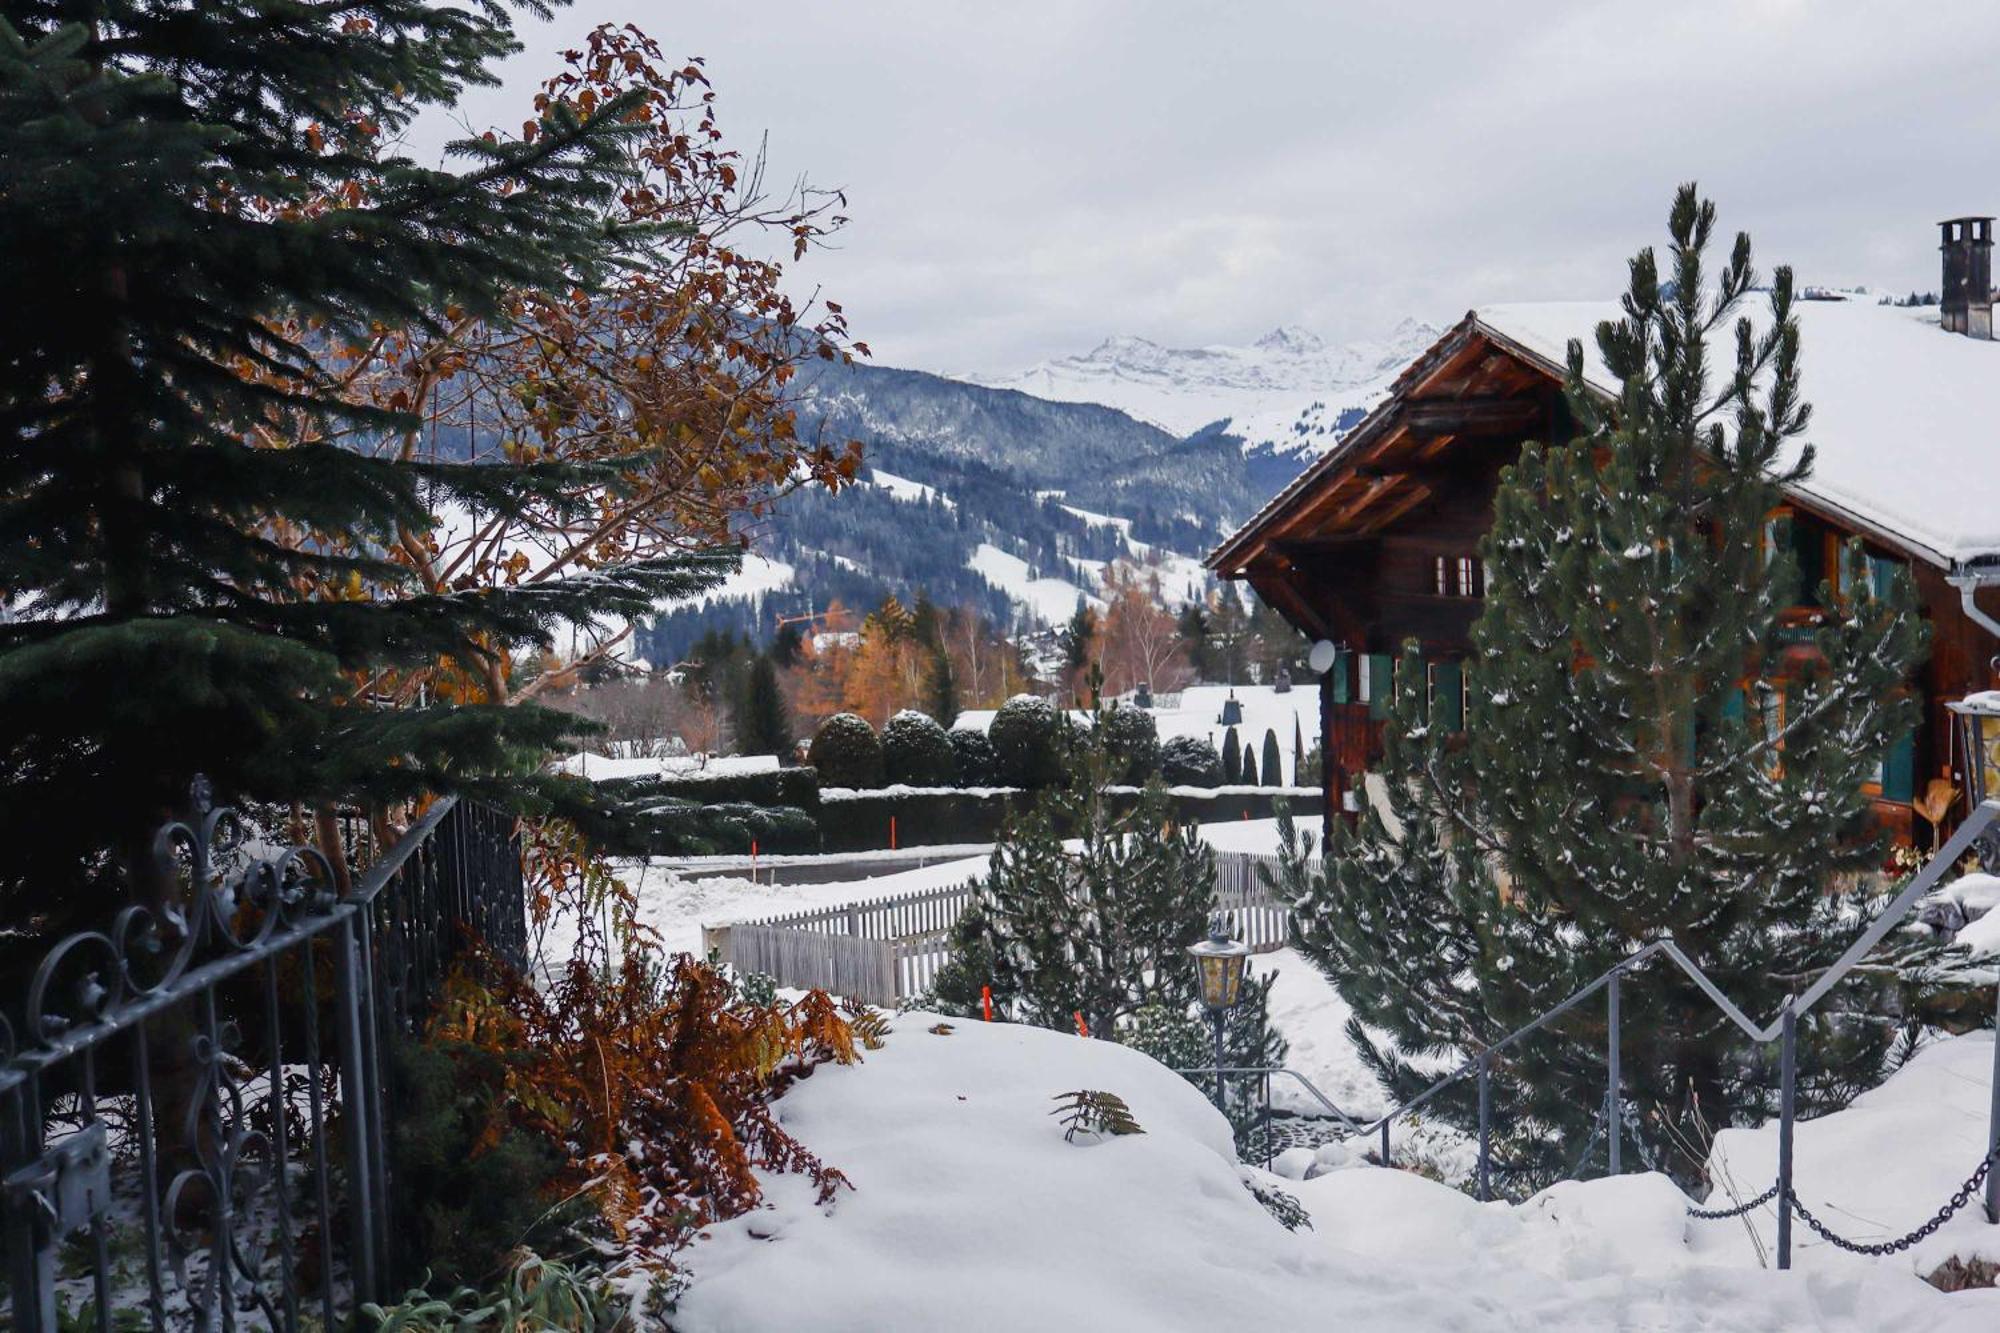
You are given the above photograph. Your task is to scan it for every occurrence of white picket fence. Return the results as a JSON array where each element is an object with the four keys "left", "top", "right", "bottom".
[{"left": 711, "top": 850, "right": 1298, "bottom": 1006}]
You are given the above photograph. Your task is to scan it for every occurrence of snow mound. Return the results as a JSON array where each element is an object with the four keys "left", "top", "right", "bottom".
[
  {"left": 672, "top": 1014, "right": 2000, "bottom": 1331},
  {"left": 1703, "top": 1032, "right": 2000, "bottom": 1277}
]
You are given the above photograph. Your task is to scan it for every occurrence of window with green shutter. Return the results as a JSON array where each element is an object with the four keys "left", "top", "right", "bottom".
[
  {"left": 1790, "top": 515, "right": 1825, "bottom": 605},
  {"left": 1881, "top": 728, "right": 1916, "bottom": 802},
  {"left": 1367, "top": 653, "right": 1393, "bottom": 720},
  {"left": 1429, "top": 660, "right": 1463, "bottom": 732}
]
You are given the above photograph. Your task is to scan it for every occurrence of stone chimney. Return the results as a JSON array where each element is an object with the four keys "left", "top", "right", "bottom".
[{"left": 1940, "top": 216, "right": 1994, "bottom": 338}]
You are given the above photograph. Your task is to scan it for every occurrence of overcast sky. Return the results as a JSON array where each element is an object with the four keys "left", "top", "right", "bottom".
[{"left": 417, "top": 1, "right": 2000, "bottom": 377}]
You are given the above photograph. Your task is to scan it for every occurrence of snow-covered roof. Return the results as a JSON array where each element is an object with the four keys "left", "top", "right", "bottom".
[{"left": 1474, "top": 299, "right": 2000, "bottom": 567}]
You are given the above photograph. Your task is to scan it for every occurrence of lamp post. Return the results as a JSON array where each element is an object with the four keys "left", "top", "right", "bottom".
[
  {"left": 1188, "top": 921, "right": 1252, "bottom": 1112},
  {"left": 1947, "top": 692, "right": 2000, "bottom": 872}
]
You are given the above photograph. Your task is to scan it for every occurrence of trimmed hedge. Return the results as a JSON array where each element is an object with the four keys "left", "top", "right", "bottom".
[
  {"left": 883, "top": 710, "right": 957, "bottom": 787},
  {"left": 1160, "top": 735, "right": 1224, "bottom": 787},
  {"left": 597, "top": 767, "right": 820, "bottom": 813},
  {"left": 808, "top": 712, "right": 885, "bottom": 789},
  {"left": 949, "top": 728, "right": 997, "bottom": 786},
  {"left": 815, "top": 785, "right": 1319, "bottom": 854},
  {"left": 1101, "top": 703, "right": 1160, "bottom": 785},
  {"left": 989, "top": 694, "right": 1063, "bottom": 788}
]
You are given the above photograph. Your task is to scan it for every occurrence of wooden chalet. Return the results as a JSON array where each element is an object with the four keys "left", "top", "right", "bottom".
[{"left": 1209, "top": 233, "right": 2000, "bottom": 848}]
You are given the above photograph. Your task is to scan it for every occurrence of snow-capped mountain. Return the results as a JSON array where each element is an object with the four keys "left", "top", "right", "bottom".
[{"left": 974, "top": 318, "right": 1443, "bottom": 454}]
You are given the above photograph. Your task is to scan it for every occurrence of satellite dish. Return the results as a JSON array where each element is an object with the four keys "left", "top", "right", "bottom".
[{"left": 1308, "top": 640, "right": 1338, "bottom": 675}]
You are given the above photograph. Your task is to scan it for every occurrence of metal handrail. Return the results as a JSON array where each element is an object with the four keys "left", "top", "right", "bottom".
[
  {"left": 1174, "top": 1065, "right": 1362, "bottom": 1133},
  {"left": 1337, "top": 798, "right": 2000, "bottom": 1266}
]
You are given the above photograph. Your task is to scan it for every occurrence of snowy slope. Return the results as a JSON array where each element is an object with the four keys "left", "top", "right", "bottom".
[
  {"left": 975, "top": 319, "right": 1441, "bottom": 453},
  {"left": 672, "top": 1013, "right": 2000, "bottom": 1332}
]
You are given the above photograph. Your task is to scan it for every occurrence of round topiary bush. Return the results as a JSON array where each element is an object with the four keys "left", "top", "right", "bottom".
[
  {"left": 883, "top": 709, "right": 957, "bottom": 787},
  {"left": 1101, "top": 704, "right": 1160, "bottom": 785},
  {"left": 949, "top": 728, "right": 998, "bottom": 788},
  {"left": 807, "top": 712, "right": 885, "bottom": 789},
  {"left": 988, "top": 693, "right": 1063, "bottom": 789},
  {"left": 1160, "top": 734, "right": 1224, "bottom": 788}
]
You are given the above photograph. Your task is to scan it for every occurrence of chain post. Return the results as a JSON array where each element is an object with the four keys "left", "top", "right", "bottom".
[
  {"left": 1776, "top": 1001, "right": 1797, "bottom": 1271},
  {"left": 1477, "top": 1053, "right": 1492, "bottom": 1203},
  {"left": 1380, "top": 1118, "right": 1391, "bottom": 1168},
  {"left": 1982, "top": 972, "right": 2000, "bottom": 1226},
  {"left": 1607, "top": 970, "right": 1622, "bottom": 1177}
]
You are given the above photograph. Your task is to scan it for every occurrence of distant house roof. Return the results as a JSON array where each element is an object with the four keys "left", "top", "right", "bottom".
[{"left": 1211, "top": 298, "right": 2000, "bottom": 573}]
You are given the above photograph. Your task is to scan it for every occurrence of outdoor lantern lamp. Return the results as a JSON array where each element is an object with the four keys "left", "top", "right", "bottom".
[
  {"left": 1947, "top": 691, "right": 2000, "bottom": 871},
  {"left": 1188, "top": 921, "right": 1252, "bottom": 1110}
]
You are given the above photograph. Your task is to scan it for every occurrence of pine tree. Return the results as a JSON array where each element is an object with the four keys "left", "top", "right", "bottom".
[
  {"left": 936, "top": 696, "right": 1216, "bottom": 1038},
  {"left": 1239, "top": 747, "right": 1258, "bottom": 786},
  {"left": 735, "top": 655, "right": 792, "bottom": 758},
  {"left": 0, "top": 3, "right": 727, "bottom": 916},
  {"left": 1283, "top": 187, "right": 1926, "bottom": 1186},
  {"left": 1222, "top": 727, "right": 1242, "bottom": 784},
  {"left": 925, "top": 640, "right": 959, "bottom": 728},
  {"left": 1261, "top": 729, "right": 1284, "bottom": 787}
]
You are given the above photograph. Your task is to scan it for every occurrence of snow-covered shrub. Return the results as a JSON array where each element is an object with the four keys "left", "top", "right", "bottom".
[
  {"left": 1243, "top": 1176, "right": 1312, "bottom": 1232},
  {"left": 949, "top": 727, "right": 998, "bottom": 787},
  {"left": 988, "top": 693, "right": 1063, "bottom": 788},
  {"left": 882, "top": 709, "right": 957, "bottom": 787},
  {"left": 1160, "top": 735, "right": 1224, "bottom": 787},
  {"left": 808, "top": 712, "right": 885, "bottom": 789},
  {"left": 1101, "top": 703, "right": 1160, "bottom": 785}
]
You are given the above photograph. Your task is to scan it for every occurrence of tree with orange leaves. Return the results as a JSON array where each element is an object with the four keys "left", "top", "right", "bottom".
[{"left": 1099, "top": 559, "right": 1196, "bottom": 698}]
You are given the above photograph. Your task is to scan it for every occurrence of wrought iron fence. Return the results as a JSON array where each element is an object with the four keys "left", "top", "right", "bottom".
[{"left": 0, "top": 783, "right": 524, "bottom": 1331}]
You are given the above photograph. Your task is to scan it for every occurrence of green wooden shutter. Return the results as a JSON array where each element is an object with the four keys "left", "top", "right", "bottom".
[
  {"left": 1882, "top": 728, "right": 1916, "bottom": 802},
  {"left": 1720, "top": 685, "right": 1746, "bottom": 722},
  {"left": 1367, "top": 653, "right": 1393, "bottom": 720},
  {"left": 1431, "top": 660, "right": 1463, "bottom": 732},
  {"left": 1791, "top": 516, "right": 1825, "bottom": 605},
  {"left": 1331, "top": 653, "right": 1350, "bottom": 704}
]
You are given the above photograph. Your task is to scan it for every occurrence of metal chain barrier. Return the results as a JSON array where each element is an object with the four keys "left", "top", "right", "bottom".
[
  {"left": 1783, "top": 1149, "right": 1998, "bottom": 1257},
  {"left": 1686, "top": 1179, "right": 1781, "bottom": 1220}
]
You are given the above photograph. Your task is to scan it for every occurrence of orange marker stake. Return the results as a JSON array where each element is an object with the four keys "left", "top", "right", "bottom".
[
  {"left": 890, "top": 815, "right": 898, "bottom": 850},
  {"left": 982, "top": 986, "right": 993, "bottom": 1022},
  {"left": 1073, "top": 1010, "right": 1089, "bottom": 1038}
]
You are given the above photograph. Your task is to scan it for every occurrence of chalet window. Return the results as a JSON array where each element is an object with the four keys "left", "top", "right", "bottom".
[
  {"left": 1428, "top": 660, "right": 1464, "bottom": 732},
  {"left": 1432, "top": 554, "right": 1485, "bottom": 598},
  {"left": 1365, "top": 652, "right": 1394, "bottom": 720}
]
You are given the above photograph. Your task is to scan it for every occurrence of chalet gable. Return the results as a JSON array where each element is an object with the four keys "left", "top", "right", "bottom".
[{"left": 1211, "top": 299, "right": 2000, "bottom": 593}]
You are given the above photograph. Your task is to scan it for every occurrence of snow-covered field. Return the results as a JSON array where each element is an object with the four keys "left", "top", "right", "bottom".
[{"left": 672, "top": 1013, "right": 2000, "bottom": 1331}]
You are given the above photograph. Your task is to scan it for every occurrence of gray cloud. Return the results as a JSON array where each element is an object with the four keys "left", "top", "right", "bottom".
[{"left": 414, "top": 1, "right": 2000, "bottom": 376}]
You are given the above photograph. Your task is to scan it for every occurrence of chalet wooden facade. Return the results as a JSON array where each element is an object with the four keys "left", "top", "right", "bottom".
[{"left": 1208, "top": 295, "right": 2000, "bottom": 849}]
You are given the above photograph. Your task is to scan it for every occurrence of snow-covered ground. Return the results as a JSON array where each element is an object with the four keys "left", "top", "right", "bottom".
[
  {"left": 672, "top": 1012, "right": 2000, "bottom": 1331},
  {"left": 956, "top": 684, "right": 1323, "bottom": 785},
  {"left": 549, "top": 821, "right": 1431, "bottom": 1142}
]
